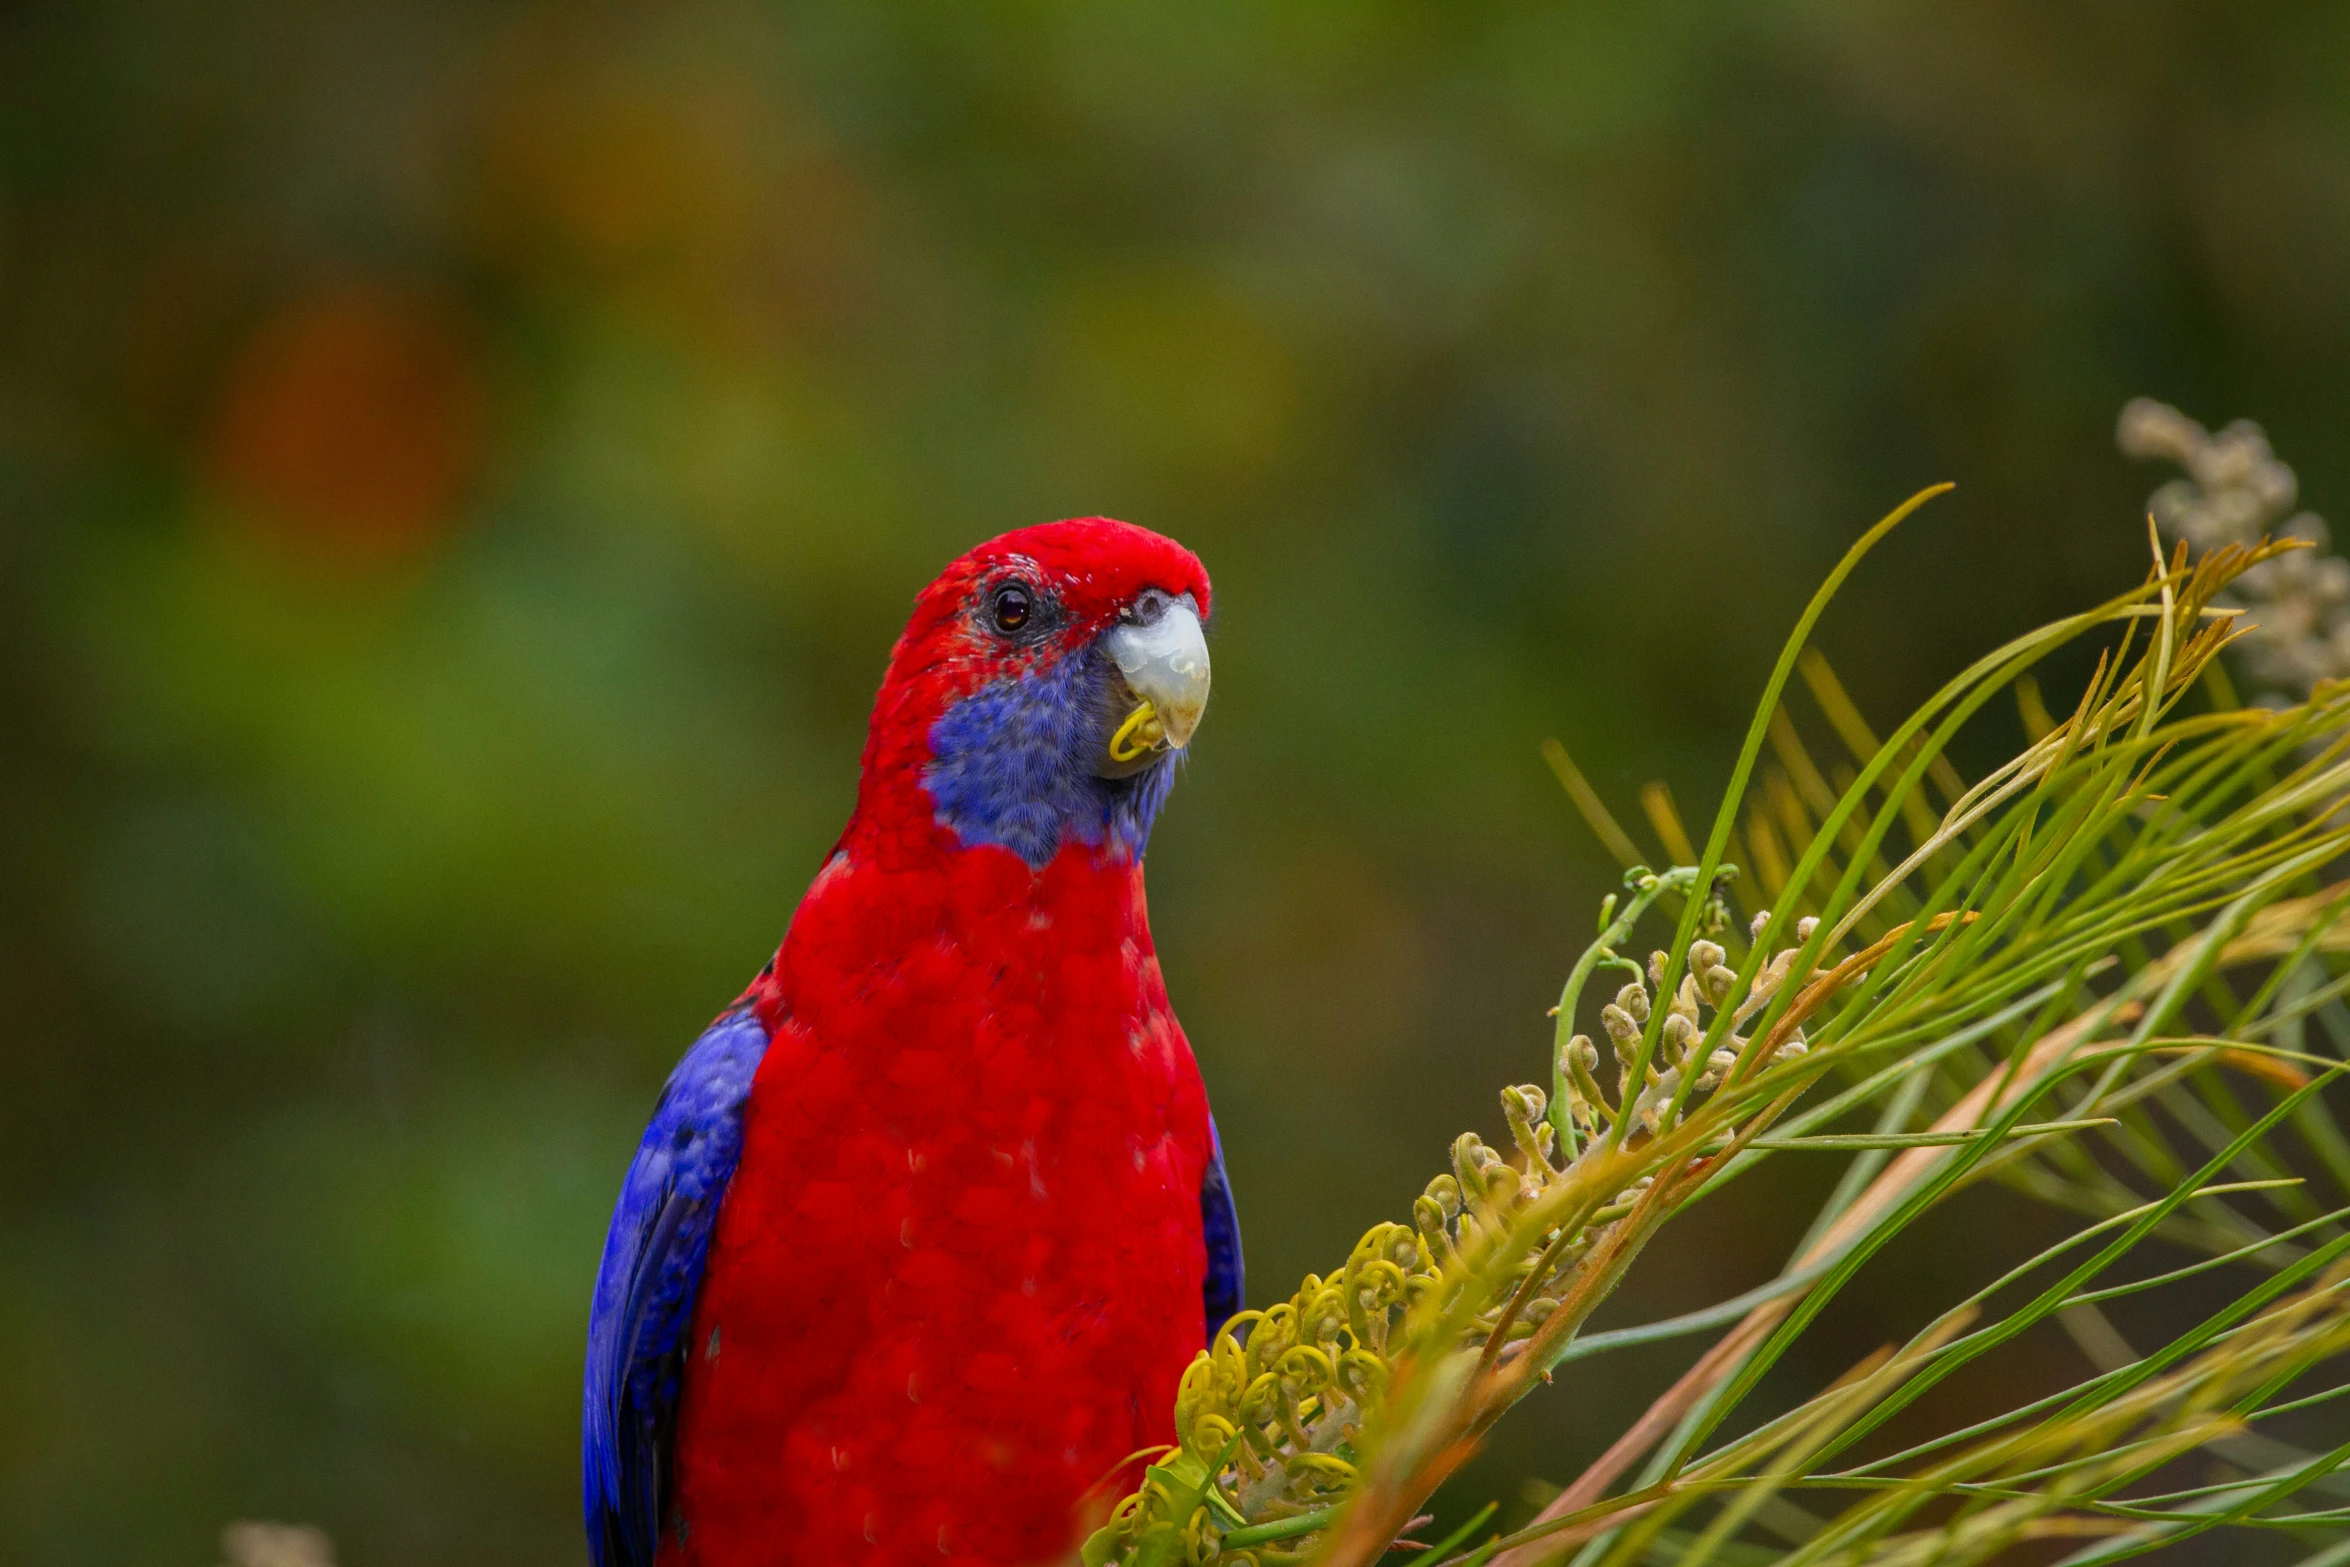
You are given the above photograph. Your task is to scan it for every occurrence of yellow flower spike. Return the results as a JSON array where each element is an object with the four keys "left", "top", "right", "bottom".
[
  {"left": 1266, "top": 1383, "right": 1315, "bottom": 1456},
  {"left": 1276, "top": 1343, "right": 1336, "bottom": 1393},
  {"left": 1338, "top": 1347, "right": 1389, "bottom": 1401},
  {"left": 1078, "top": 1491, "right": 1149, "bottom": 1567},
  {"left": 1175, "top": 1355, "right": 1211, "bottom": 1413},
  {"left": 1291, "top": 1452, "right": 1359, "bottom": 1485},
  {"left": 1182, "top": 1505, "right": 1220, "bottom": 1566},
  {"left": 1476, "top": 1163, "right": 1522, "bottom": 1222},
  {"left": 1412, "top": 1195, "right": 1456, "bottom": 1262},
  {"left": 1237, "top": 1370, "right": 1285, "bottom": 1421},
  {"left": 1344, "top": 1272, "right": 1377, "bottom": 1347},
  {"left": 1255, "top": 1299, "right": 1297, "bottom": 1343},
  {"left": 1349, "top": 1259, "right": 1408, "bottom": 1346},
  {"left": 1214, "top": 1310, "right": 1264, "bottom": 1368},
  {"left": 1108, "top": 700, "right": 1164, "bottom": 763},
  {"left": 1191, "top": 1412, "right": 1238, "bottom": 1460},
  {"left": 1174, "top": 1412, "right": 1214, "bottom": 1465},
  {"left": 1214, "top": 1335, "right": 1249, "bottom": 1388}
]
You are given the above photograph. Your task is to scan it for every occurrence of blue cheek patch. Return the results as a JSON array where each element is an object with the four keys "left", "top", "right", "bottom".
[{"left": 924, "top": 653, "right": 1179, "bottom": 868}]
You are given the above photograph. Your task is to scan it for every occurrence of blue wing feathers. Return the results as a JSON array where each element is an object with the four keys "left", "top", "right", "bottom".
[
  {"left": 1199, "top": 1116, "right": 1245, "bottom": 1338},
  {"left": 584, "top": 1006, "right": 768, "bottom": 1567}
]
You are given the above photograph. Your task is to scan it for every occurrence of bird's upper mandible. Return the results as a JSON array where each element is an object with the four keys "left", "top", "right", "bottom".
[{"left": 1103, "top": 588, "right": 1210, "bottom": 770}]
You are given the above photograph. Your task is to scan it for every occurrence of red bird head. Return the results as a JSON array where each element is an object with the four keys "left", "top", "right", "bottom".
[{"left": 845, "top": 517, "right": 1213, "bottom": 870}]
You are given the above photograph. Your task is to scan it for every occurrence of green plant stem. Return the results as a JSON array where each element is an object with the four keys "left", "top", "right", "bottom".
[{"left": 1549, "top": 866, "right": 1700, "bottom": 1155}]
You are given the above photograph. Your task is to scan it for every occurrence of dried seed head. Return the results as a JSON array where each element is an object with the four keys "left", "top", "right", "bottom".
[{"left": 2124, "top": 402, "right": 2346, "bottom": 703}]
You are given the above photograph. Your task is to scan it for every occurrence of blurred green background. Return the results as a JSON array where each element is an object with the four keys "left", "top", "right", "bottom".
[{"left": 5, "top": 2, "right": 2350, "bottom": 1561}]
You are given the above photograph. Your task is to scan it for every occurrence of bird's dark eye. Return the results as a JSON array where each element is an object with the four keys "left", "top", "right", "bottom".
[{"left": 990, "top": 582, "right": 1033, "bottom": 634}]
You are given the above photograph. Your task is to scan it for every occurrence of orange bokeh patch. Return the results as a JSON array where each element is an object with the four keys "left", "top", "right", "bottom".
[{"left": 208, "top": 284, "right": 488, "bottom": 562}]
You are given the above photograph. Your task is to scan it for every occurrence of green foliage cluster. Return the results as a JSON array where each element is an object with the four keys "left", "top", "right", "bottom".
[{"left": 1088, "top": 482, "right": 2350, "bottom": 1566}]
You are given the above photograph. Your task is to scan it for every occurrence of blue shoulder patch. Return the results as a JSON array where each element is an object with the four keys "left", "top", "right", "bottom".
[
  {"left": 583, "top": 1006, "right": 767, "bottom": 1567},
  {"left": 1200, "top": 1116, "right": 1245, "bottom": 1339}
]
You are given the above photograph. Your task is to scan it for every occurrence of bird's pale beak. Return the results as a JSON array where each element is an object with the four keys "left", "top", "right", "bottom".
[{"left": 1100, "top": 596, "right": 1210, "bottom": 774}]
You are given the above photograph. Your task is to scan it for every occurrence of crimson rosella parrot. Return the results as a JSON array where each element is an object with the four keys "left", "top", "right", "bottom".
[{"left": 583, "top": 518, "right": 1243, "bottom": 1567}]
